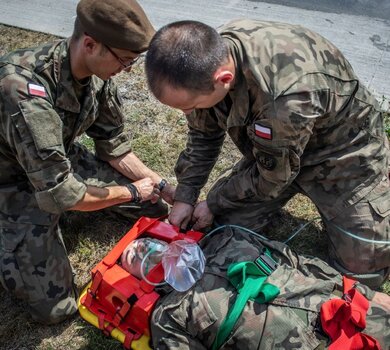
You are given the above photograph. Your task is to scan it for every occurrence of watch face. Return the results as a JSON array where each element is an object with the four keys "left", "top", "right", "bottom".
[{"left": 159, "top": 179, "right": 167, "bottom": 191}]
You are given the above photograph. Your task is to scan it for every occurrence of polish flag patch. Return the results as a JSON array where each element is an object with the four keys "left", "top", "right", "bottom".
[
  {"left": 28, "top": 83, "right": 47, "bottom": 98},
  {"left": 255, "top": 124, "right": 272, "bottom": 140}
]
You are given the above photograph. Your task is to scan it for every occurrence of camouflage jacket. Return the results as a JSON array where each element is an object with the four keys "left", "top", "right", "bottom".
[
  {"left": 173, "top": 20, "right": 389, "bottom": 220},
  {"left": 0, "top": 39, "right": 132, "bottom": 219},
  {"left": 151, "top": 227, "right": 389, "bottom": 349}
]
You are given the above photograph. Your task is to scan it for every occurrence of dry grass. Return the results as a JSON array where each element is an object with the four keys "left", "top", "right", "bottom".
[{"left": 0, "top": 24, "right": 388, "bottom": 350}]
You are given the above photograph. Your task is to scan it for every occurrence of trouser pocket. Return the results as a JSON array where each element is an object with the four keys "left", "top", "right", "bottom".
[
  {"left": 0, "top": 226, "right": 27, "bottom": 299},
  {"left": 323, "top": 175, "right": 390, "bottom": 287},
  {"left": 0, "top": 222, "right": 74, "bottom": 304}
]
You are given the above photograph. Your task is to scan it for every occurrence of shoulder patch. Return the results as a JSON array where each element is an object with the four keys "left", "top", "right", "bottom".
[
  {"left": 255, "top": 123, "right": 272, "bottom": 140},
  {"left": 27, "top": 83, "right": 47, "bottom": 98}
]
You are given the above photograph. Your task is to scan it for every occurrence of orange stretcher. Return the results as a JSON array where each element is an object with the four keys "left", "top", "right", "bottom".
[{"left": 78, "top": 216, "right": 203, "bottom": 349}]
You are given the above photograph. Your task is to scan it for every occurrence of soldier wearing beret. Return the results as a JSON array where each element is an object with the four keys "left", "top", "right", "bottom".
[
  {"left": 145, "top": 20, "right": 390, "bottom": 289},
  {"left": 0, "top": 0, "right": 174, "bottom": 324}
]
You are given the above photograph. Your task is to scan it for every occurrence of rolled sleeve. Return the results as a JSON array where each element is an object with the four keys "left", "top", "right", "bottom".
[
  {"left": 35, "top": 172, "right": 87, "bottom": 214},
  {"left": 94, "top": 131, "right": 132, "bottom": 161}
]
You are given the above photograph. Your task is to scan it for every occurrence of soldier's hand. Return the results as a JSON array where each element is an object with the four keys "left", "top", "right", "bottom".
[
  {"left": 192, "top": 201, "right": 214, "bottom": 231},
  {"left": 133, "top": 177, "right": 160, "bottom": 203},
  {"left": 160, "top": 183, "right": 176, "bottom": 205},
  {"left": 169, "top": 201, "right": 194, "bottom": 230}
]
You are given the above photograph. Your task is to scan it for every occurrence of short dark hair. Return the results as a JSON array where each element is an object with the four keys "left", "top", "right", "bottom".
[{"left": 145, "top": 20, "right": 229, "bottom": 98}]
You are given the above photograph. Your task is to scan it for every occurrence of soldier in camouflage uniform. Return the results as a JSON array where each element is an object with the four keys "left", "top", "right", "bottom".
[
  {"left": 151, "top": 227, "right": 390, "bottom": 349},
  {"left": 145, "top": 20, "right": 390, "bottom": 289},
  {"left": 0, "top": 0, "right": 175, "bottom": 324}
]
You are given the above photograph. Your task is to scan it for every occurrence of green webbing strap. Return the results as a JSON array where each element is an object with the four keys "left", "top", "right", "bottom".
[{"left": 211, "top": 261, "right": 280, "bottom": 350}]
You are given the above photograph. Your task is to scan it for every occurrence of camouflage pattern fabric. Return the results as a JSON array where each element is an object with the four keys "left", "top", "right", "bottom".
[
  {"left": 151, "top": 227, "right": 390, "bottom": 350},
  {"left": 0, "top": 143, "right": 167, "bottom": 324},
  {"left": 173, "top": 20, "right": 390, "bottom": 287},
  {"left": 0, "top": 40, "right": 167, "bottom": 323},
  {"left": 0, "top": 39, "right": 133, "bottom": 216}
]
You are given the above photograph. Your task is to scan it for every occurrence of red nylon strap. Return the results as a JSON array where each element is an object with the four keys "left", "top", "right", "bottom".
[
  {"left": 320, "top": 276, "right": 381, "bottom": 350},
  {"left": 97, "top": 309, "right": 108, "bottom": 332},
  {"left": 112, "top": 288, "right": 145, "bottom": 328},
  {"left": 123, "top": 330, "right": 141, "bottom": 350},
  {"left": 84, "top": 269, "right": 105, "bottom": 308},
  {"left": 112, "top": 302, "right": 132, "bottom": 328},
  {"left": 97, "top": 310, "right": 116, "bottom": 337}
]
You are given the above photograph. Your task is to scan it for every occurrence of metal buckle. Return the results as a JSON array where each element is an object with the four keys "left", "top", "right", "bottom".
[
  {"left": 342, "top": 293, "right": 352, "bottom": 303},
  {"left": 254, "top": 248, "right": 278, "bottom": 276}
]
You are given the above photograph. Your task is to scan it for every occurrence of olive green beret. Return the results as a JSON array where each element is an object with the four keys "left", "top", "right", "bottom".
[{"left": 77, "top": 0, "right": 155, "bottom": 53}]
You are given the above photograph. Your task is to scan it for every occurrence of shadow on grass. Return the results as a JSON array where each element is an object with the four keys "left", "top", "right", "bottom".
[
  {"left": 260, "top": 209, "right": 328, "bottom": 261},
  {"left": 0, "top": 288, "right": 79, "bottom": 350},
  {"left": 60, "top": 210, "right": 135, "bottom": 255}
]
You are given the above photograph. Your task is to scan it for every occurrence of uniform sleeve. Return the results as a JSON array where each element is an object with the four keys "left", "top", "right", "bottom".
[
  {"left": 0, "top": 73, "right": 87, "bottom": 214},
  {"left": 174, "top": 108, "right": 226, "bottom": 205},
  {"left": 86, "top": 80, "right": 133, "bottom": 161},
  {"left": 151, "top": 274, "right": 224, "bottom": 350},
  {"left": 207, "top": 90, "right": 327, "bottom": 215}
]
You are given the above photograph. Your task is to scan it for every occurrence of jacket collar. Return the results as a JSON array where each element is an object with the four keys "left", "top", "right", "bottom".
[
  {"left": 216, "top": 37, "right": 250, "bottom": 129},
  {"left": 53, "top": 39, "right": 86, "bottom": 113}
]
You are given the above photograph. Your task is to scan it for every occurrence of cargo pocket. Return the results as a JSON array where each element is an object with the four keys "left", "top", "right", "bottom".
[
  {"left": 167, "top": 280, "right": 218, "bottom": 337},
  {"left": 151, "top": 277, "right": 219, "bottom": 349},
  {"left": 251, "top": 144, "right": 299, "bottom": 199},
  {"left": 368, "top": 182, "right": 390, "bottom": 218},
  {"left": 253, "top": 142, "right": 299, "bottom": 181},
  {"left": 263, "top": 305, "right": 321, "bottom": 350},
  {"left": 0, "top": 227, "right": 27, "bottom": 299},
  {"left": 18, "top": 98, "right": 65, "bottom": 160}
]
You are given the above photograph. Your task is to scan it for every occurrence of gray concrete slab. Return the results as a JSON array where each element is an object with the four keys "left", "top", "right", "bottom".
[
  {"left": 251, "top": 0, "right": 390, "bottom": 21},
  {"left": 0, "top": 0, "right": 389, "bottom": 103}
]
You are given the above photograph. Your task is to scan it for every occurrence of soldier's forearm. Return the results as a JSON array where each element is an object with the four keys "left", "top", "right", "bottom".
[
  {"left": 109, "top": 151, "right": 162, "bottom": 185},
  {"left": 68, "top": 185, "right": 132, "bottom": 211}
]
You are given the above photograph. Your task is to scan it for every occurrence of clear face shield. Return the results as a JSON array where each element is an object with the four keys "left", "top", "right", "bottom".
[{"left": 121, "top": 237, "right": 206, "bottom": 292}]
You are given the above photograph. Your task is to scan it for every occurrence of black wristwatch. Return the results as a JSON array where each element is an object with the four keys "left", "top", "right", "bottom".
[{"left": 158, "top": 179, "right": 168, "bottom": 192}]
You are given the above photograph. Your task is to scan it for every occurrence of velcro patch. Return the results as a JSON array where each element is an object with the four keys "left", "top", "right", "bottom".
[
  {"left": 258, "top": 152, "right": 277, "bottom": 170},
  {"left": 255, "top": 124, "right": 272, "bottom": 140},
  {"left": 28, "top": 83, "right": 47, "bottom": 98}
]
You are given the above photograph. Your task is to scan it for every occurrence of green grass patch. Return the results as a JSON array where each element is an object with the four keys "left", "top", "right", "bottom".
[
  {"left": 384, "top": 112, "right": 390, "bottom": 138},
  {"left": 78, "top": 134, "right": 95, "bottom": 152}
]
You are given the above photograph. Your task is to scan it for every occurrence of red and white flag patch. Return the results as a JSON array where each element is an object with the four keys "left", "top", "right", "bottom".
[
  {"left": 28, "top": 83, "right": 47, "bottom": 98},
  {"left": 255, "top": 124, "right": 272, "bottom": 140}
]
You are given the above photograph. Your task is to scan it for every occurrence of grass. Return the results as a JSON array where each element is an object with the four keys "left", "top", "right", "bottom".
[
  {"left": 384, "top": 111, "right": 390, "bottom": 138},
  {"left": 379, "top": 95, "right": 390, "bottom": 138},
  {"left": 0, "top": 24, "right": 389, "bottom": 350}
]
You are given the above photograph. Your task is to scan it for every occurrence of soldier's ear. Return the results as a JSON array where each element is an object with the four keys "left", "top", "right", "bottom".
[
  {"left": 83, "top": 34, "right": 99, "bottom": 55},
  {"left": 214, "top": 70, "right": 234, "bottom": 89}
]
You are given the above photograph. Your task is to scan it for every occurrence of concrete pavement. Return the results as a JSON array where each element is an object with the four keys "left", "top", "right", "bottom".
[{"left": 0, "top": 0, "right": 389, "bottom": 102}]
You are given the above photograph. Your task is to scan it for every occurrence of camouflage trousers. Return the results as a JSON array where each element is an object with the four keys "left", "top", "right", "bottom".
[
  {"left": 211, "top": 159, "right": 390, "bottom": 289},
  {"left": 0, "top": 143, "right": 167, "bottom": 324},
  {"left": 151, "top": 227, "right": 390, "bottom": 350}
]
